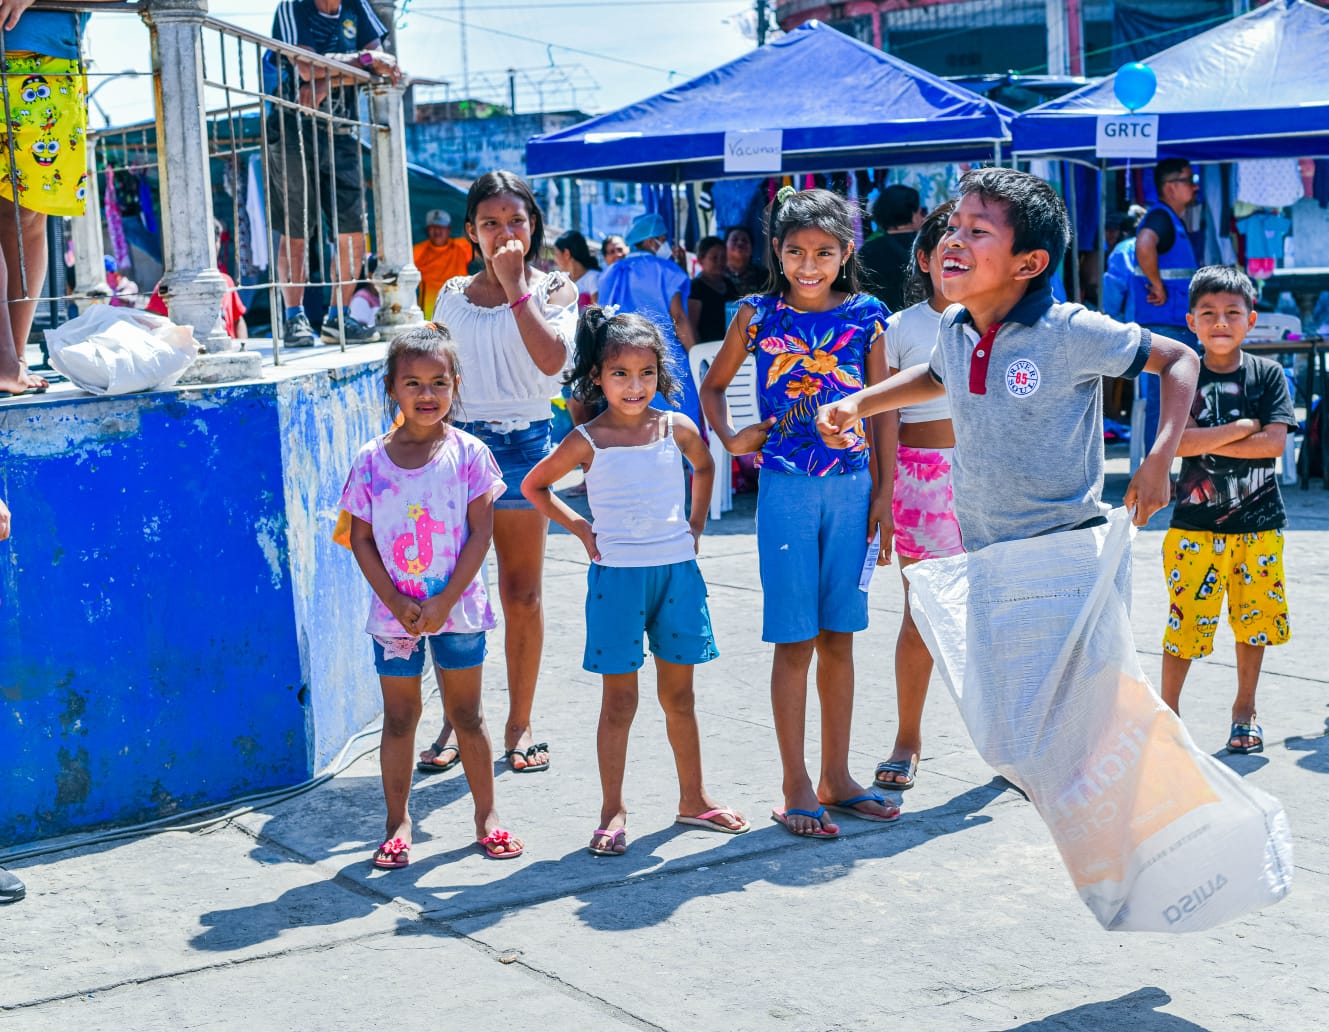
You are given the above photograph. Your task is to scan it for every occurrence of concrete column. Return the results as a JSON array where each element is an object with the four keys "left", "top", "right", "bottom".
[
  {"left": 369, "top": 80, "right": 424, "bottom": 335},
  {"left": 141, "top": 0, "right": 231, "bottom": 353},
  {"left": 70, "top": 142, "right": 105, "bottom": 313}
]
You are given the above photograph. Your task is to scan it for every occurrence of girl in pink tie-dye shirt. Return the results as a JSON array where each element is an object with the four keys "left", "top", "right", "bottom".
[{"left": 340, "top": 324, "right": 524, "bottom": 867}]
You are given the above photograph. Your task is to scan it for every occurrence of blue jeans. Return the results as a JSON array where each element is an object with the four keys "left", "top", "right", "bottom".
[{"left": 454, "top": 419, "right": 552, "bottom": 510}]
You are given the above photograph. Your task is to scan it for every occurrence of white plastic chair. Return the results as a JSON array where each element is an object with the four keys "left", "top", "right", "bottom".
[
  {"left": 1251, "top": 312, "right": 1301, "bottom": 341},
  {"left": 688, "top": 340, "right": 760, "bottom": 520}
]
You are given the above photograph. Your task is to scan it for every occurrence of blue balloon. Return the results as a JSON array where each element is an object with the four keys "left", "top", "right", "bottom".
[{"left": 1114, "top": 62, "right": 1157, "bottom": 112}]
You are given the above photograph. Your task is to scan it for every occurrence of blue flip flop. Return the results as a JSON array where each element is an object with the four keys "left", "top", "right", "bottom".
[
  {"left": 873, "top": 758, "right": 917, "bottom": 791},
  {"left": 771, "top": 806, "right": 840, "bottom": 838},
  {"left": 1226, "top": 721, "right": 1264, "bottom": 755},
  {"left": 824, "top": 791, "right": 900, "bottom": 823}
]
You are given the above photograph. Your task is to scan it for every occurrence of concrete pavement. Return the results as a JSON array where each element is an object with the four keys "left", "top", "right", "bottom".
[{"left": 3, "top": 462, "right": 1327, "bottom": 1031}]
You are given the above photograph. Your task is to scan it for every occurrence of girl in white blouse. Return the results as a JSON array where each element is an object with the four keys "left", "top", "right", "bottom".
[{"left": 418, "top": 171, "right": 578, "bottom": 777}]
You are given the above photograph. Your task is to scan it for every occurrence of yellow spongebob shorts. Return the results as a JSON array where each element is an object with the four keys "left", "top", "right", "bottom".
[
  {"left": 0, "top": 53, "right": 89, "bottom": 217},
  {"left": 1162, "top": 527, "right": 1290, "bottom": 660}
]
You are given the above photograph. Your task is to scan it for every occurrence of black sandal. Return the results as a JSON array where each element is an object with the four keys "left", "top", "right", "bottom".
[
  {"left": 416, "top": 740, "right": 461, "bottom": 774},
  {"left": 503, "top": 742, "right": 550, "bottom": 773}
]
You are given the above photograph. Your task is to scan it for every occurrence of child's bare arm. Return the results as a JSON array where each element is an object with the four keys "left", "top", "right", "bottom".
[
  {"left": 1176, "top": 418, "right": 1259, "bottom": 456},
  {"left": 521, "top": 432, "right": 600, "bottom": 560},
  {"left": 673, "top": 415, "right": 715, "bottom": 548},
  {"left": 1205, "top": 421, "right": 1288, "bottom": 459},
  {"left": 419, "top": 494, "right": 494, "bottom": 634},
  {"left": 1124, "top": 334, "right": 1201, "bottom": 525},
  {"left": 349, "top": 515, "right": 423, "bottom": 635},
  {"left": 864, "top": 336, "right": 895, "bottom": 563},
  {"left": 699, "top": 304, "right": 776, "bottom": 455},
  {"left": 817, "top": 364, "right": 942, "bottom": 448}
]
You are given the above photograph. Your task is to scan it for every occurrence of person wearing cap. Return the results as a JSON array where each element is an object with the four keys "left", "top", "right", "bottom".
[
  {"left": 103, "top": 256, "right": 142, "bottom": 309},
  {"left": 413, "top": 209, "right": 472, "bottom": 321},
  {"left": 597, "top": 211, "right": 701, "bottom": 426}
]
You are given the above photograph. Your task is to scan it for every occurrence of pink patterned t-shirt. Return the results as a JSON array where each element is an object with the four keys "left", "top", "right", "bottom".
[{"left": 339, "top": 428, "right": 505, "bottom": 637}]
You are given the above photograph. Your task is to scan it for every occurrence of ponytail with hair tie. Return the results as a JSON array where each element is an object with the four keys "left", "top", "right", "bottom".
[{"left": 774, "top": 185, "right": 797, "bottom": 207}]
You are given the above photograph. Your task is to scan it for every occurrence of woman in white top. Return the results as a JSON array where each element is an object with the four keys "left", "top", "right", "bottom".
[
  {"left": 420, "top": 171, "right": 578, "bottom": 776},
  {"left": 873, "top": 201, "right": 963, "bottom": 795},
  {"left": 553, "top": 230, "right": 603, "bottom": 311}
]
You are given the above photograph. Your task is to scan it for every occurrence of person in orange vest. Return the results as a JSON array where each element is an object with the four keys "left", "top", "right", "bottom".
[{"left": 413, "top": 209, "right": 472, "bottom": 320}]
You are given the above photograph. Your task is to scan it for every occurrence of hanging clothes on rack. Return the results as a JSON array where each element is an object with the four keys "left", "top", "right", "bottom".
[
  {"left": 104, "top": 168, "right": 131, "bottom": 271},
  {"left": 246, "top": 151, "right": 269, "bottom": 272}
]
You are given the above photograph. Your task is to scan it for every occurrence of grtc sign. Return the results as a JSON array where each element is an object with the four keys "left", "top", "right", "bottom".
[{"left": 1095, "top": 114, "right": 1160, "bottom": 159}]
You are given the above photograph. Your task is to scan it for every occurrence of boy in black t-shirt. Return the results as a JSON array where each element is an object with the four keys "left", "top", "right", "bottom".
[{"left": 1161, "top": 266, "right": 1297, "bottom": 755}]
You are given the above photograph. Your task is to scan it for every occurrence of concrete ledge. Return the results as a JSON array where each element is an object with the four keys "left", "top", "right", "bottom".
[{"left": 0, "top": 346, "right": 392, "bottom": 844}]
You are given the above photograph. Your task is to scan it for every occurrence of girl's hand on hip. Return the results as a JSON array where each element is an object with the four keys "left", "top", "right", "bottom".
[
  {"left": 728, "top": 416, "right": 776, "bottom": 455},
  {"left": 578, "top": 525, "right": 601, "bottom": 563},
  {"left": 492, "top": 239, "right": 530, "bottom": 299},
  {"left": 816, "top": 401, "right": 858, "bottom": 448}
]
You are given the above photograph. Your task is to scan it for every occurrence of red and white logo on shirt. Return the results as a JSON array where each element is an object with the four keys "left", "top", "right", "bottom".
[{"left": 1005, "top": 359, "right": 1040, "bottom": 397}]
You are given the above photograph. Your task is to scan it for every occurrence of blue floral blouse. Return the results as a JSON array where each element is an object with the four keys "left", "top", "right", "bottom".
[{"left": 743, "top": 292, "right": 888, "bottom": 476}]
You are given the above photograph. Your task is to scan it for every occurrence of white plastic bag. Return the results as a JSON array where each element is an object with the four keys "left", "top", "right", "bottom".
[
  {"left": 45, "top": 305, "right": 198, "bottom": 395},
  {"left": 905, "top": 508, "right": 1293, "bottom": 932}
]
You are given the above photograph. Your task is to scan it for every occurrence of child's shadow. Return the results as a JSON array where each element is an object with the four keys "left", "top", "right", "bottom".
[
  {"left": 1212, "top": 749, "right": 1270, "bottom": 775},
  {"left": 568, "top": 777, "right": 1005, "bottom": 932},
  {"left": 1283, "top": 711, "right": 1329, "bottom": 774}
]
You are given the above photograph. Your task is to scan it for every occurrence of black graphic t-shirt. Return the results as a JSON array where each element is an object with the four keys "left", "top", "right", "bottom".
[{"left": 1170, "top": 352, "right": 1297, "bottom": 534}]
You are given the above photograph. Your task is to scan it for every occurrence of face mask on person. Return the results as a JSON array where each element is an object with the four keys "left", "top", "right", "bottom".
[{"left": 649, "top": 237, "right": 672, "bottom": 257}]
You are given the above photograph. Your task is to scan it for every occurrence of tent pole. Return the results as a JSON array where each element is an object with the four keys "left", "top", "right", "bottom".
[
  {"left": 1098, "top": 160, "right": 1108, "bottom": 313},
  {"left": 1067, "top": 162, "right": 1081, "bottom": 303},
  {"left": 993, "top": 140, "right": 1001, "bottom": 169}
]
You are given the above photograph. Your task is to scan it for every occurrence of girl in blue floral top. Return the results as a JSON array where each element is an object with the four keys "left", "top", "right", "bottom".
[{"left": 700, "top": 187, "right": 898, "bottom": 838}]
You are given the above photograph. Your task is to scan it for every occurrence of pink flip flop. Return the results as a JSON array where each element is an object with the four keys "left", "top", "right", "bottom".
[
  {"left": 477, "top": 828, "right": 524, "bottom": 859},
  {"left": 674, "top": 808, "right": 751, "bottom": 834},
  {"left": 373, "top": 837, "right": 411, "bottom": 869},
  {"left": 588, "top": 827, "right": 628, "bottom": 856}
]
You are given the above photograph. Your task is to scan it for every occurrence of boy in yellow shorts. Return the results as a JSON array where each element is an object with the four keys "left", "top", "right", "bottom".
[
  {"left": 1, "top": 3, "right": 96, "bottom": 395},
  {"left": 1161, "top": 265, "right": 1297, "bottom": 754}
]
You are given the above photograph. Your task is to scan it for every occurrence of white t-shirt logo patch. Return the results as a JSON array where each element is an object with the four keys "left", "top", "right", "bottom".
[{"left": 1006, "top": 359, "right": 1040, "bottom": 397}]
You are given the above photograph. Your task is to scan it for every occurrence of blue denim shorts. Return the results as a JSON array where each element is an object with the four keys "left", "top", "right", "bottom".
[
  {"left": 455, "top": 419, "right": 552, "bottom": 510},
  {"left": 584, "top": 560, "right": 718, "bottom": 674},
  {"left": 372, "top": 631, "right": 487, "bottom": 676},
  {"left": 755, "top": 468, "right": 871, "bottom": 644}
]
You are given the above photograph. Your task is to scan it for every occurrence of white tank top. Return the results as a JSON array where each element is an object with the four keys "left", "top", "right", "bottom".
[
  {"left": 578, "top": 413, "right": 697, "bottom": 568},
  {"left": 884, "top": 301, "right": 952, "bottom": 424}
]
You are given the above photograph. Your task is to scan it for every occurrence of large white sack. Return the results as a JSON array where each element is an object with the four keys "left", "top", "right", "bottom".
[
  {"left": 905, "top": 508, "right": 1293, "bottom": 932},
  {"left": 45, "top": 305, "right": 197, "bottom": 395}
]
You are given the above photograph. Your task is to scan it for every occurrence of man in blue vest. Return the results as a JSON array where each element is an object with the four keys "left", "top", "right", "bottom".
[{"left": 1133, "top": 158, "right": 1201, "bottom": 449}]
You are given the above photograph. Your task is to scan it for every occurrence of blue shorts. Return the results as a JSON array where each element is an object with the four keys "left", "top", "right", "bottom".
[
  {"left": 584, "top": 560, "right": 719, "bottom": 674},
  {"left": 372, "top": 631, "right": 487, "bottom": 676},
  {"left": 455, "top": 419, "right": 551, "bottom": 510},
  {"left": 756, "top": 468, "right": 871, "bottom": 643}
]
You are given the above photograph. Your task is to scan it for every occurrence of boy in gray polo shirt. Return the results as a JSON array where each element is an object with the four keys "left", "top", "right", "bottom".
[{"left": 818, "top": 168, "right": 1199, "bottom": 543}]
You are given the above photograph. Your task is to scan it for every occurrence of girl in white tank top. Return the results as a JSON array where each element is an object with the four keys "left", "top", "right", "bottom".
[{"left": 522, "top": 306, "right": 750, "bottom": 856}]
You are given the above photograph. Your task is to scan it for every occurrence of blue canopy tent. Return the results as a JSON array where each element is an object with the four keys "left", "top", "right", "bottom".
[
  {"left": 525, "top": 21, "right": 1013, "bottom": 183},
  {"left": 1011, "top": 0, "right": 1329, "bottom": 167}
]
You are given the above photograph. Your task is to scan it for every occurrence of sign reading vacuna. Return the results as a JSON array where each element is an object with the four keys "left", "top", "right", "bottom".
[
  {"left": 724, "top": 129, "right": 783, "bottom": 173},
  {"left": 1095, "top": 114, "right": 1160, "bottom": 159}
]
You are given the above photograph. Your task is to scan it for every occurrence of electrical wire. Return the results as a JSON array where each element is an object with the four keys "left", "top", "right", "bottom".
[
  {"left": 0, "top": 721, "right": 387, "bottom": 866},
  {"left": 406, "top": 9, "right": 689, "bottom": 76}
]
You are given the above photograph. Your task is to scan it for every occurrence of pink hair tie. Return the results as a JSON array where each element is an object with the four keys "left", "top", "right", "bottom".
[{"left": 509, "top": 292, "right": 533, "bottom": 311}]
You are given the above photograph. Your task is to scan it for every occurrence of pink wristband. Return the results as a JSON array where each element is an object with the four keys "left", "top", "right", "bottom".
[{"left": 509, "top": 292, "right": 533, "bottom": 311}]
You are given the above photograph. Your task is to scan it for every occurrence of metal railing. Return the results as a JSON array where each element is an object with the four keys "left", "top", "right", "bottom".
[{"left": 1, "top": 0, "right": 421, "bottom": 380}]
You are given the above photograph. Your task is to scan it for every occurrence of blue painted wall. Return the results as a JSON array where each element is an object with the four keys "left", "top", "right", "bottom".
[{"left": 0, "top": 355, "right": 387, "bottom": 845}]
